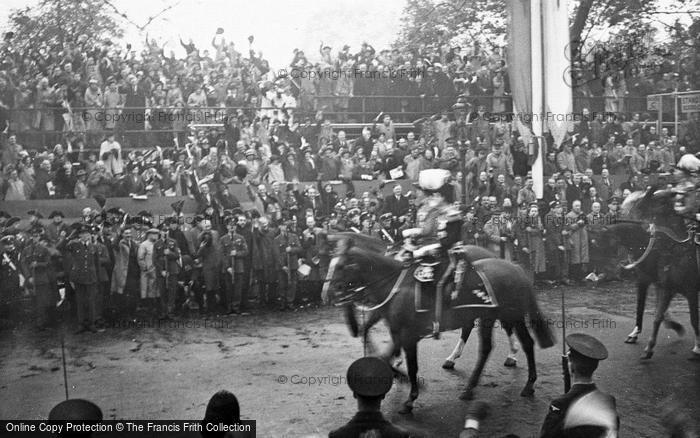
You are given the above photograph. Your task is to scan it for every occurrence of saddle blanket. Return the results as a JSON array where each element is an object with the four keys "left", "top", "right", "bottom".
[
  {"left": 451, "top": 260, "right": 498, "bottom": 309},
  {"left": 410, "top": 260, "right": 498, "bottom": 311}
]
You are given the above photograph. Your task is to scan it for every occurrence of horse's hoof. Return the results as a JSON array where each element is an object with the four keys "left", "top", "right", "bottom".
[
  {"left": 520, "top": 387, "right": 535, "bottom": 397},
  {"left": 459, "top": 389, "right": 474, "bottom": 401},
  {"left": 442, "top": 360, "right": 455, "bottom": 370},
  {"left": 624, "top": 336, "right": 638, "bottom": 344},
  {"left": 641, "top": 350, "right": 654, "bottom": 360},
  {"left": 504, "top": 357, "right": 517, "bottom": 368}
]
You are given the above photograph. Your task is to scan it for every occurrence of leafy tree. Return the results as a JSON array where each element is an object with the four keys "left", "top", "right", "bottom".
[
  {"left": 394, "top": 0, "right": 697, "bottom": 64},
  {"left": 6, "top": 0, "right": 125, "bottom": 51}
]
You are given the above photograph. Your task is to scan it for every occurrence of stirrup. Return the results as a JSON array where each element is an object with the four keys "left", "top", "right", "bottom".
[{"left": 432, "top": 321, "right": 441, "bottom": 339}]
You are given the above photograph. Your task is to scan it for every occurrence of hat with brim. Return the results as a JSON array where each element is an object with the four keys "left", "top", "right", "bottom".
[
  {"left": 245, "top": 149, "right": 257, "bottom": 157},
  {"left": 346, "top": 357, "right": 393, "bottom": 397},
  {"left": 146, "top": 228, "right": 160, "bottom": 235},
  {"left": 48, "top": 210, "right": 65, "bottom": 219},
  {"left": 566, "top": 333, "right": 608, "bottom": 361}
]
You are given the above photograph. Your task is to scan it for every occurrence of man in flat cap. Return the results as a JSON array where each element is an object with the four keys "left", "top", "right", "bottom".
[
  {"left": 540, "top": 333, "right": 619, "bottom": 438},
  {"left": 329, "top": 357, "right": 412, "bottom": 438}
]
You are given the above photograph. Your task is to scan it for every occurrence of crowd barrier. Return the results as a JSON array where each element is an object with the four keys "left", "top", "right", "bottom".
[{"left": 0, "top": 179, "right": 417, "bottom": 221}]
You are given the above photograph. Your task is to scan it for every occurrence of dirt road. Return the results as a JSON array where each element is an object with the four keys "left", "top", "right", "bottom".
[{"left": 1, "top": 281, "right": 698, "bottom": 437}]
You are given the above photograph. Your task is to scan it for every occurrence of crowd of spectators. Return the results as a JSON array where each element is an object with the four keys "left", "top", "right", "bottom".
[
  {"left": 1, "top": 103, "right": 699, "bottom": 329},
  {"left": 0, "top": 25, "right": 695, "bottom": 147}
]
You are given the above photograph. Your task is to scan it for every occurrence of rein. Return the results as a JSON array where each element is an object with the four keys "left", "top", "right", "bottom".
[
  {"left": 653, "top": 224, "right": 692, "bottom": 244},
  {"left": 331, "top": 264, "right": 407, "bottom": 312},
  {"left": 355, "top": 268, "right": 408, "bottom": 312}
]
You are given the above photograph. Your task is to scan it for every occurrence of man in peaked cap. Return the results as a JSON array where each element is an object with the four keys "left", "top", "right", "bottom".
[
  {"left": 58, "top": 223, "right": 101, "bottom": 334},
  {"left": 329, "top": 357, "right": 411, "bottom": 438},
  {"left": 48, "top": 399, "right": 102, "bottom": 437},
  {"left": 540, "top": 333, "right": 619, "bottom": 438}
]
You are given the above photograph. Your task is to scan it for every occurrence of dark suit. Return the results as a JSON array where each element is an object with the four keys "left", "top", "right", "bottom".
[{"left": 383, "top": 194, "right": 409, "bottom": 217}]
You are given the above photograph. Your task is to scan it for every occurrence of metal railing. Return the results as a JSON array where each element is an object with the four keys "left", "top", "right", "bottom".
[{"left": 2, "top": 94, "right": 671, "bottom": 149}]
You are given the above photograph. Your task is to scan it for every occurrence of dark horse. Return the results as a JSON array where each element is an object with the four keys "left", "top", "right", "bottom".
[
  {"left": 589, "top": 221, "right": 685, "bottom": 347},
  {"left": 324, "top": 235, "right": 522, "bottom": 370},
  {"left": 323, "top": 235, "right": 555, "bottom": 413},
  {"left": 619, "top": 189, "right": 700, "bottom": 358}
]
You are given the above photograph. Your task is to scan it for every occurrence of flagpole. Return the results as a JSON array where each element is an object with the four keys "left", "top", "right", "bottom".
[{"left": 531, "top": 0, "right": 544, "bottom": 199}]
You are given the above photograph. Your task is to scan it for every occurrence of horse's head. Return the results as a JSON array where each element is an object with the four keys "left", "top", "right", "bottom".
[
  {"left": 322, "top": 235, "right": 361, "bottom": 304},
  {"left": 621, "top": 186, "right": 681, "bottom": 226},
  {"left": 322, "top": 234, "right": 403, "bottom": 305}
]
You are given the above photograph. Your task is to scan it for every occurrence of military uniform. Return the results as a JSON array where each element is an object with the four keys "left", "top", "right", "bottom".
[
  {"left": 275, "top": 228, "right": 301, "bottom": 309},
  {"left": 329, "top": 357, "right": 412, "bottom": 438},
  {"left": 154, "top": 236, "right": 182, "bottom": 315},
  {"left": 59, "top": 229, "right": 100, "bottom": 331},
  {"left": 20, "top": 240, "right": 55, "bottom": 327},
  {"left": 220, "top": 230, "right": 249, "bottom": 313},
  {"left": 0, "top": 234, "right": 24, "bottom": 304},
  {"left": 329, "top": 412, "right": 413, "bottom": 438},
  {"left": 540, "top": 334, "right": 619, "bottom": 438},
  {"left": 408, "top": 169, "right": 463, "bottom": 338}
]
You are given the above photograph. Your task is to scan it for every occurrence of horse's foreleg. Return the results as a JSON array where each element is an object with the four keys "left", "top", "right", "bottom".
[
  {"left": 643, "top": 287, "right": 674, "bottom": 360},
  {"left": 382, "top": 327, "right": 403, "bottom": 371},
  {"left": 398, "top": 338, "right": 419, "bottom": 415},
  {"left": 513, "top": 319, "right": 536, "bottom": 397},
  {"left": 360, "top": 310, "right": 384, "bottom": 356},
  {"left": 443, "top": 323, "right": 472, "bottom": 370},
  {"left": 503, "top": 322, "right": 519, "bottom": 367},
  {"left": 626, "top": 280, "right": 648, "bottom": 344},
  {"left": 460, "top": 319, "right": 493, "bottom": 401},
  {"left": 687, "top": 292, "right": 700, "bottom": 356}
]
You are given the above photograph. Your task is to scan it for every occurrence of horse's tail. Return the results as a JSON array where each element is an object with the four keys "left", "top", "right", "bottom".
[
  {"left": 525, "top": 288, "right": 555, "bottom": 349},
  {"left": 344, "top": 303, "right": 359, "bottom": 338}
]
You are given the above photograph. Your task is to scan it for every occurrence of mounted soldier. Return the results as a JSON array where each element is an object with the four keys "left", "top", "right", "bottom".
[
  {"left": 402, "top": 169, "right": 462, "bottom": 338},
  {"left": 672, "top": 153, "right": 700, "bottom": 220}
]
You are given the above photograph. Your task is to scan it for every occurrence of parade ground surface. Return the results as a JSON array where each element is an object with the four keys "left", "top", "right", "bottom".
[{"left": 1, "top": 281, "right": 699, "bottom": 438}]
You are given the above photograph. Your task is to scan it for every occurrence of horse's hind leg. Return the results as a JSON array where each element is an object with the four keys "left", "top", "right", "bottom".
[
  {"left": 443, "top": 322, "right": 473, "bottom": 370},
  {"left": 502, "top": 321, "right": 519, "bottom": 367},
  {"left": 460, "top": 318, "right": 494, "bottom": 401},
  {"left": 398, "top": 336, "right": 419, "bottom": 415},
  {"left": 513, "top": 319, "right": 536, "bottom": 397},
  {"left": 626, "top": 280, "right": 648, "bottom": 343},
  {"left": 643, "top": 287, "right": 674, "bottom": 360}
]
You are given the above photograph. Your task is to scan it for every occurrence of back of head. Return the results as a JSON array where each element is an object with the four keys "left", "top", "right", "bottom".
[
  {"left": 48, "top": 399, "right": 102, "bottom": 438},
  {"left": 201, "top": 390, "right": 240, "bottom": 438}
]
